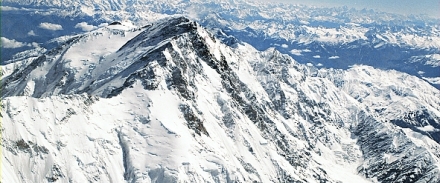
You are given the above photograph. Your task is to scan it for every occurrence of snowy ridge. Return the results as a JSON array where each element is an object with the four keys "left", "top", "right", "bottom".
[{"left": 2, "top": 17, "right": 440, "bottom": 182}]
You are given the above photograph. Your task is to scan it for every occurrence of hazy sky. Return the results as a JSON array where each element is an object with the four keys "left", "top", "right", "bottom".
[{"left": 261, "top": 0, "right": 440, "bottom": 18}]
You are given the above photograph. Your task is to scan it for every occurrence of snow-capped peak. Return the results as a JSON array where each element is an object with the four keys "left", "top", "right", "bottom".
[{"left": 2, "top": 16, "right": 440, "bottom": 183}]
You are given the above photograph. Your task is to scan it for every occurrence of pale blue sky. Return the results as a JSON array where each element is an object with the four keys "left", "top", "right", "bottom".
[{"left": 262, "top": 0, "right": 440, "bottom": 18}]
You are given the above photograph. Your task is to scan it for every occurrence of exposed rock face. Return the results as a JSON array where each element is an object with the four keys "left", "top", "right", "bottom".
[{"left": 2, "top": 17, "right": 440, "bottom": 183}]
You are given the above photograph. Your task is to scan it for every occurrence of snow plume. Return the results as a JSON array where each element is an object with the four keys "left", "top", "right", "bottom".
[
  {"left": 1, "top": 37, "right": 28, "bottom": 48},
  {"left": 75, "top": 22, "right": 97, "bottom": 31},
  {"left": 185, "top": 4, "right": 211, "bottom": 20},
  {"left": 39, "top": 22, "right": 63, "bottom": 31},
  {"left": 186, "top": 5, "right": 201, "bottom": 20}
]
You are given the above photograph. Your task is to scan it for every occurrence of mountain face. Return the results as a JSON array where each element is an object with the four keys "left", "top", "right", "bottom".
[{"left": 2, "top": 16, "right": 440, "bottom": 183}]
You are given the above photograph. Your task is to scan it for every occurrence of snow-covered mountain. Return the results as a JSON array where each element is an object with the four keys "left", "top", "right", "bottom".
[
  {"left": 2, "top": 16, "right": 440, "bottom": 182},
  {"left": 2, "top": 0, "right": 439, "bottom": 89}
]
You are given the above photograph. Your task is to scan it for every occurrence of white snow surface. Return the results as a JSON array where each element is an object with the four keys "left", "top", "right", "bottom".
[{"left": 2, "top": 17, "right": 440, "bottom": 183}]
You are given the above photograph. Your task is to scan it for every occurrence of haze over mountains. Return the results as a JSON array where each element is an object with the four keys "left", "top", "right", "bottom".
[{"left": 1, "top": 0, "right": 440, "bottom": 182}]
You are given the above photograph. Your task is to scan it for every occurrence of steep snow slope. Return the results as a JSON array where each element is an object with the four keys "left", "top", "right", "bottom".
[
  {"left": 2, "top": 17, "right": 440, "bottom": 183},
  {"left": 1, "top": 23, "right": 144, "bottom": 97}
]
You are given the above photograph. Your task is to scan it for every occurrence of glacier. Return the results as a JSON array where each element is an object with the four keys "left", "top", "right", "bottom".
[{"left": 2, "top": 16, "right": 440, "bottom": 183}]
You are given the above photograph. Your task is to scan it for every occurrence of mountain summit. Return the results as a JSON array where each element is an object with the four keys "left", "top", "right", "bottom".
[{"left": 2, "top": 17, "right": 440, "bottom": 183}]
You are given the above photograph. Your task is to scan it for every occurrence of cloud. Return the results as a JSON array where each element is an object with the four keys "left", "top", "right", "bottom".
[
  {"left": 1, "top": 37, "right": 29, "bottom": 48},
  {"left": 75, "top": 22, "right": 97, "bottom": 31},
  {"left": 28, "top": 30, "right": 37, "bottom": 36},
  {"left": 328, "top": 56, "right": 340, "bottom": 59},
  {"left": 0, "top": 6, "right": 33, "bottom": 11},
  {"left": 39, "top": 22, "right": 63, "bottom": 31},
  {"left": 299, "top": 20, "right": 310, "bottom": 25},
  {"left": 98, "top": 23, "right": 109, "bottom": 27},
  {"left": 290, "top": 49, "right": 302, "bottom": 56},
  {"left": 313, "top": 55, "right": 321, "bottom": 58},
  {"left": 0, "top": 6, "right": 20, "bottom": 11},
  {"left": 31, "top": 42, "right": 40, "bottom": 48}
]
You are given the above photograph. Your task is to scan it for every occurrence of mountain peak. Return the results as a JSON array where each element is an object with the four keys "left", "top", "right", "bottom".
[
  {"left": 3, "top": 13, "right": 440, "bottom": 183},
  {"left": 1, "top": 16, "right": 219, "bottom": 99}
]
